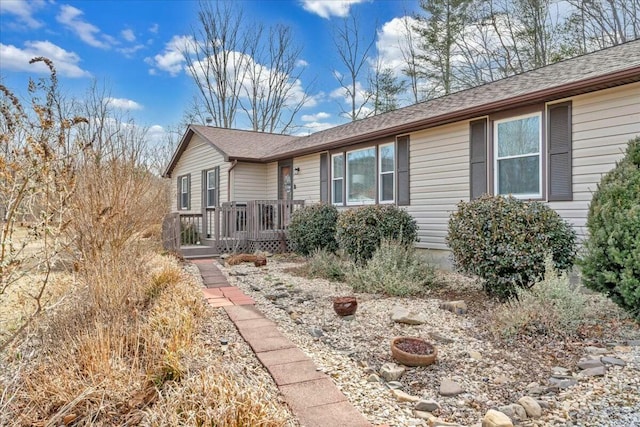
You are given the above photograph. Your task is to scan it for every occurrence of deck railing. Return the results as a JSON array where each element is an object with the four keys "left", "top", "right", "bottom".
[{"left": 163, "top": 199, "right": 304, "bottom": 253}]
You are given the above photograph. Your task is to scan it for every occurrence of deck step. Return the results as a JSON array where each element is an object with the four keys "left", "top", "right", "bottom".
[{"left": 181, "top": 245, "right": 219, "bottom": 259}]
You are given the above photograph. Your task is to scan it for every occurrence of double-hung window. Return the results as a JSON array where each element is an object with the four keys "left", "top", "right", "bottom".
[
  {"left": 494, "top": 113, "right": 542, "bottom": 199},
  {"left": 206, "top": 168, "right": 218, "bottom": 207},
  {"left": 179, "top": 175, "right": 190, "bottom": 210},
  {"left": 379, "top": 143, "right": 395, "bottom": 203},
  {"left": 346, "top": 147, "right": 376, "bottom": 205},
  {"left": 332, "top": 154, "right": 344, "bottom": 205}
]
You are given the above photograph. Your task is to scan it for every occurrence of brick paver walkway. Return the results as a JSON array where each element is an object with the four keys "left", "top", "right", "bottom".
[{"left": 192, "top": 258, "right": 374, "bottom": 427}]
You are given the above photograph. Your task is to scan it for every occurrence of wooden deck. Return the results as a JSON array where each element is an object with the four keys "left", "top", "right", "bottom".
[{"left": 162, "top": 200, "right": 304, "bottom": 258}]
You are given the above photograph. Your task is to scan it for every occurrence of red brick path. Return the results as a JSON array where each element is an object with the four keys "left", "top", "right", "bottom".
[{"left": 191, "top": 258, "right": 376, "bottom": 427}]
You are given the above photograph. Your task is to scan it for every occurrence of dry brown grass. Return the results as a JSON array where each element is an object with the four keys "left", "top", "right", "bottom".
[{"left": 0, "top": 252, "right": 292, "bottom": 426}]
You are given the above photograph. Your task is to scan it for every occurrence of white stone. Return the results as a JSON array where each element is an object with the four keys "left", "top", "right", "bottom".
[
  {"left": 390, "top": 305, "right": 427, "bottom": 325},
  {"left": 518, "top": 396, "right": 542, "bottom": 419},
  {"left": 439, "top": 378, "right": 464, "bottom": 396},
  {"left": 380, "top": 362, "right": 406, "bottom": 381},
  {"left": 482, "top": 409, "right": 514, "bottom": 427},
  {"left": 391, "top": 389, "right": 419, "bottom": 402}
]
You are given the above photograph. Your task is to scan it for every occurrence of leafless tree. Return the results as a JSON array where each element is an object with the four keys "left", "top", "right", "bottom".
[
  {"left": 184, "top": 0, "right": 310, "bottom": 133},
  {"left": 332, "top": 12, "right": 377, "bottom": 121},
  {"left": 565, "top": 0, "right": 640, "bottom": 51},
  {"left": 241, "top": 24, "right": 310, "bottom": 133},
  {"left": 398, "top": 16, "right": 424, "bottom": 103}
]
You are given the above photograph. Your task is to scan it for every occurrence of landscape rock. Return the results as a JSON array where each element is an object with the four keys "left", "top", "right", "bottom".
[
  {"left": 579, "top": 366, "right": 606, "bottom": 377},
  {"left": 415, "top": 398, "right": 441, "bottom": 412},
  {"left": 601, "top": 356, "right": 626, "bottom": 367},
  {"left": 626, "top": 339, "right": 640, "bottom": 346},
  {"left": 380, "top": 362, "right": 406, "bottom": 381},
  {"left": 482, "top": 409, "right": 513, "bottom": 427},
  {"left": 413, "top": 410, "right": 434, "bottom": 420},
  {"left": 585, "top": 346, "right": 609, "bottom": 355},
  {"left": 577, "top": 359, "right": 604, "bottom": 370},
  {"left": 440, "top": 378, "right": 464, "bottom": 396},
  {"left": 548, "top": 377, "right": 578, "bottom": 389},
  {"left": 391, "top": 389, "right": 419, "bottom": 402},
  {"left": 498, "top": 403, "right": 527, "bottom": 421},
  {"left": 517, "top": 396, "right": 542, "bottom": 418},
  {"left": 367, "top": 374, "right": 381, "bottom": 383},
  {"left": 386, "top": 381, "right": 403, "bottom": 390},
  {"left": 468, "top": 350, "right": 482, "bottom": 360},
  {"left": 439, "top": 300, "right": 468, "bottom": 315},
  {"left": 308, "top": 326, "right": 324, "bottom": 338},
  {"left": 390, "top": 305, "right": 427, "bottom": 325}
]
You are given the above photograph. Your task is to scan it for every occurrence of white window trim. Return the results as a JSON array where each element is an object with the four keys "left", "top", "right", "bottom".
[
  {"left": 206, "top": 169, "right": 217, "bottom": 208},
  {"left": 378, "top": 143, "right": 395, "bottom": 203},
  {"left": 346, "top": 147, "right": 376, "bottom": 206},
  {"left": 331, "top": 153, "right": 344, "bottom": 205},
  {"left": 493, "top": 112, "right": 543, "bottom": 199},
  {"left": 180, "top": 175, "right": 189, "bottom": 210}
]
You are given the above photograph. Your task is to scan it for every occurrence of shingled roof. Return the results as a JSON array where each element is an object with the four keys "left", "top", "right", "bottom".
[{"left": 165, "top": 39, "right": 640, "bottom": 176}]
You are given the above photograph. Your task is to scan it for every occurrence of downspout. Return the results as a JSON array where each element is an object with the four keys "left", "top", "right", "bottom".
[{"left": 227, "top": 160, "right": 238, "bottom": 202}]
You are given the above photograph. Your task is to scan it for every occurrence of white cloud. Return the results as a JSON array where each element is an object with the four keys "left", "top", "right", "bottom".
[
  {"left": 146, "top": 124, "right": 166, "bottom": 145},
  {"left": 121, "top": 28, "right": 136, "bottom": 42},
  {"left": 0, "top": 40, "right": 91, "bottom": 78},
  {"left": 0, "top": 0, "right": 46, "bottom": 29},
  {"left": 296, "top": 59, "right": 309, "bottom": 67},
  {"left": 105, "top": 97, "right": 143, "bottom": 110},
  {"left": 118, "top": 44, "right": 145, "bottom": 57},
  {"left": 301, "top": 112, "right": 330, "bottom": 122},
  {"left": 295, "top": 120, "right": 339, "bottom": 135},
  {"left": 300, "top": 0, "right": 369, "bottom": 19},
  {"left": 56, "top": 4, "right": 112, "bottom": 49},
  {"left": 149, "top": 23, "right": 159, "bottom": 34},
  {"left": 375, "top": 16, "right": 416, "bottom": 76},
  {"left": 146, "top": 35, "right": 193, "bottom": 76}
]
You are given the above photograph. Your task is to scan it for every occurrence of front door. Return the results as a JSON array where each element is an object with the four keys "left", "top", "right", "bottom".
[{"left": 279, "top": 160, "right": 293, "bottom": 200}]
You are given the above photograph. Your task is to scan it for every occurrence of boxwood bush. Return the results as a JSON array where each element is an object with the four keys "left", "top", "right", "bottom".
[
  {"left": 581, "top": 137, "right": 640, "bottom": 319},
  {"left": 447, "top": 195, "right": 577, "bottom": 299},
  {"left": 336, "top": 205, "right": 418, "bottom": 264},
  {"left": 288, "top": 203, "right": 339, "bottom": 256}
]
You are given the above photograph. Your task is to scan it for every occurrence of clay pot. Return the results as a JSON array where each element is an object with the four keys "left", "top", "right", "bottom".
[
  {"left": 390, "top": 336, "right": 437, "bottom": 367},
  {"left": 333, "top": 296, "right": 357, "bottom": 316}
]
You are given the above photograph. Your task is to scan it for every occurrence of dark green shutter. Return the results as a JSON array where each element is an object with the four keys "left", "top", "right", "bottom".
[
  {"left": 320, "top": 153, "right": 328, "bottom": 202},
  {"left": 548, "top": 102, "right": 572, "bottom": 201},
  {"left": 469, "top": 119, "right": 487, "bottom": 199},
  {"left": 397, "top": 136, "right": 410, "bottom": 206}
]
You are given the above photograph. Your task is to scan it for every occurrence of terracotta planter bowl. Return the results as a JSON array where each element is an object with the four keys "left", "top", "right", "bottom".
[
  {"left": 333, "top": 296, "right": 357, "bottom": 316},
  {"left": 390, "top": 336, "right": 437, "bottom": 367}
]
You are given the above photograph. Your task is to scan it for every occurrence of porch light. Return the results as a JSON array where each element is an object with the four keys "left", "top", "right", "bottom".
[{"left": 294, "top": 167, "right": 300, "bottom": 175}]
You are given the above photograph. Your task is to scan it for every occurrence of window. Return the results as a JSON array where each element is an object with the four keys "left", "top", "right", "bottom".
[
  {"left": 331, "top": 154, "right": 344, "bottom": 205},
  {"left": 494, "top": 113, "right": 542, "bottom": 199},
  {"left": 379, "top": 143, "right": 395, "bottom": 202},
  {"left": 347, "top": 147, "right": 376, "bottom": 205},
  {"left": 206, "top": 168, "right": 218, "bottom": 207},
  {"left": 179, "top": 175, "right": 190, "bottom": 210}
]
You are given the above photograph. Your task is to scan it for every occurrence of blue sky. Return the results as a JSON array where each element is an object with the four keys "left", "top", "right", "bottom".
[{"left": 1, "top": 0, "right": 420, "bottom": 141}]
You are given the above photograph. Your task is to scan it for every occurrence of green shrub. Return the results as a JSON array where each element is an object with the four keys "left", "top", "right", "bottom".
[
  {"left": 580, "top": 137, "right": 640, "bottom": 319},
  {"left": 302, "top": 248, "right": 348, "bottom": 281},
  {"left": 288, "top": 203, "right": 339, "bottom": 256},
  {"left": 347, "top": 240, "right": 435, "bottom": 296},
  {"left": 491, "top": 257, "right": 587, "bottom": 338},
  {"left": 180, "top": 222, "right": 199, "bottom": 245},
  {"left": 446, "top": 195, "right": 577, "bottom": 299},
  {"left": 336, "top": 205, "right": 418, "bottom": 264}
]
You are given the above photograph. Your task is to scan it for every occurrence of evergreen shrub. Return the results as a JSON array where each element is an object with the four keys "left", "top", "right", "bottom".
[
  {"left": 288, "top": 203, "right": 339, "bottom": 256},
  {"left": 336, "top": 205, "right": 418, "bottom": 264},
  {"left": 581, "top": 137, "right": 640, "bottom": 319},
  {"left": 447, "top": 195, "right": 577, "bottom": 299}
]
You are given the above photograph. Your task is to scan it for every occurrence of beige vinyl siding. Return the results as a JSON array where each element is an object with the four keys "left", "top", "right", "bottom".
[
  {"left": 266, "top": 162, "right": 278, "bottom": 199},
  {"left": 170, "top": 134, "right": 228, "bottom": 213},
  {"left": 548, "top": 82, "right": 640, "bottom": 238},
  {"left": 406, "top": 122, "right": 470, "bottom": 250},
  {"left": 293, "top": 153, "right": 320, "bottom": 202},
  {"left": 231, "top": 162, "right": 268, "bottom": 201}
]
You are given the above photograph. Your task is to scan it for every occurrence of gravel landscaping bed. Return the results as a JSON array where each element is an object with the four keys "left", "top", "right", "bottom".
[{"left": 210, "top": 257, "right": 639, "bottom": 427}]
